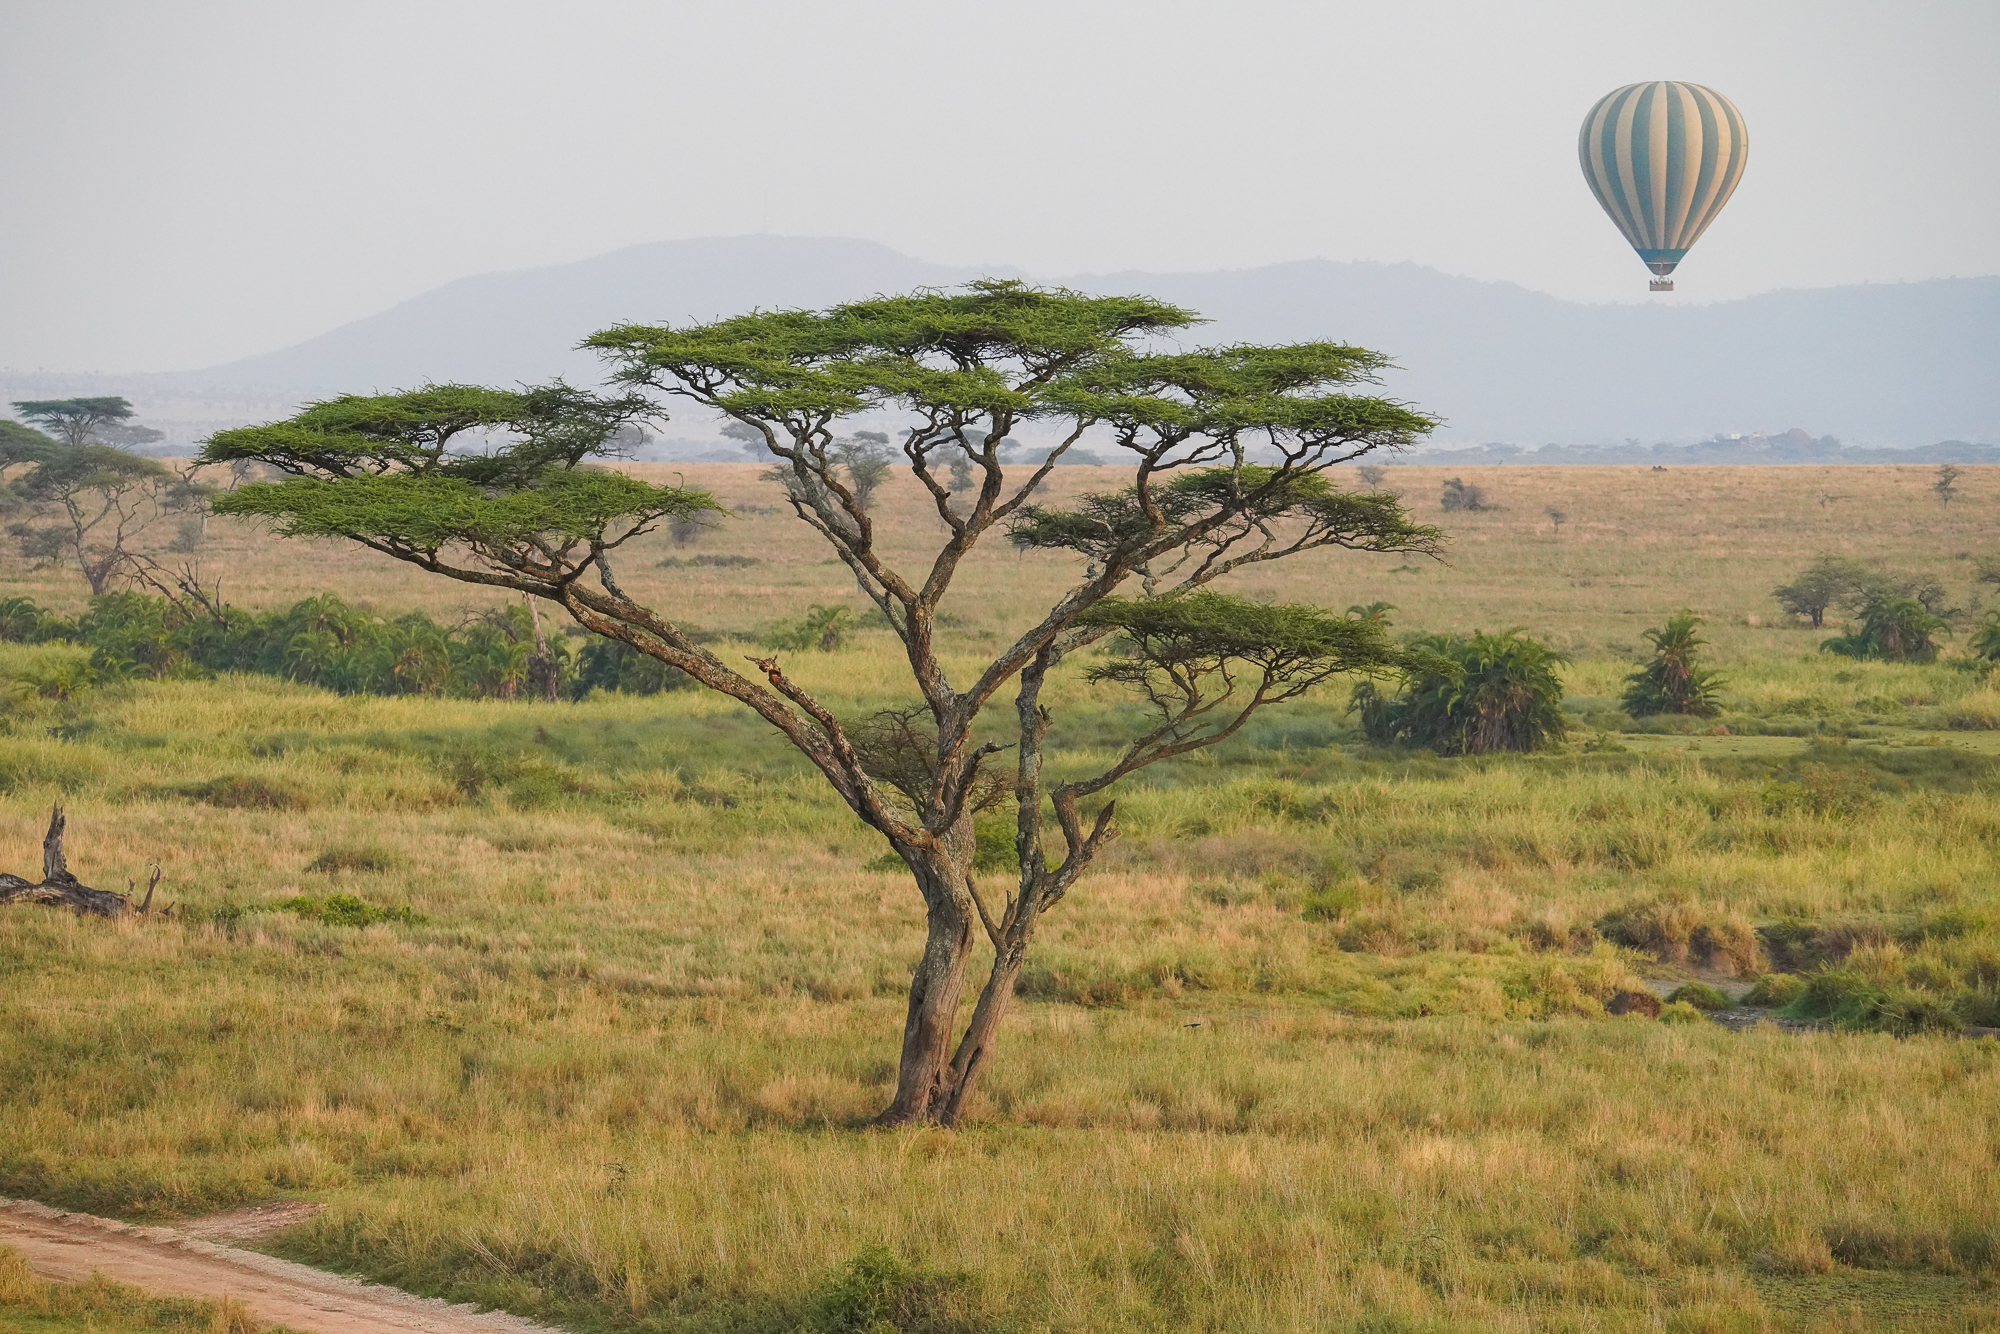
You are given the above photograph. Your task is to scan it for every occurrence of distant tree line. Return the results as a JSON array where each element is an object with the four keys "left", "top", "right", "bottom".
[{"left": 0, "top": 590, "right": 687, "bottom": 701}]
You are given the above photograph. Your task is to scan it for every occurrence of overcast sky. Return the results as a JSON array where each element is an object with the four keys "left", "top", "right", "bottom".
[{"left": 4, "top": 0, "right": 1995, "bottom": 372}]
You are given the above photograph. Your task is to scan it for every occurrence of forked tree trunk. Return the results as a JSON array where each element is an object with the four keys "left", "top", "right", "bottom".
[
  {"left": 875, "top": 827, "right": 979, "bottom": 1126},
  {"left": 938, "top": 942, "right": 1028, "bottom": 1127}
]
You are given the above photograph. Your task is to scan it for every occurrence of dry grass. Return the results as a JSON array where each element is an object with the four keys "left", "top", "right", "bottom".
[{"left": 3, "top": 467, "right": 2000, "bottom": 1332}]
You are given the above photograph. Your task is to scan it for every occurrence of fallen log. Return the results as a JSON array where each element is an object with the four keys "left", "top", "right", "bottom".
[{"left": 0, "top": 804, "right": 155, "bottom": 918}]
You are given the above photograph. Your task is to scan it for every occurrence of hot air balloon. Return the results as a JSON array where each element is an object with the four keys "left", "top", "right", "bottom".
[{"left": 1579, "top": 81, "right": 1748, "bottom": 291}]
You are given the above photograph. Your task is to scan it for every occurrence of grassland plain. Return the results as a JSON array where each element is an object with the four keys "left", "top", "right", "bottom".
[{"left": 2, "top": 466, "right": 1999, "bottom": 1332}]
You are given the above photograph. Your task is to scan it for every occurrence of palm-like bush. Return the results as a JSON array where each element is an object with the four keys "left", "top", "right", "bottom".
[
  {"left": 1822, "top": 596, "right": 1949, "bottom": 663},
  {"left": 1621, "top": 609, "right": 1724, "bottom": 716},
  {"left": 1971, "top": 612, "right": 2000, "bottom": 662},
  {"left": 1354, "top": 628, "right": 1569, "bottom": 754}
]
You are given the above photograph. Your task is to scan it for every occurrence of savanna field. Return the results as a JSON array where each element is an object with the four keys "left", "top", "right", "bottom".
[{"left": 4, "top": 463, "right": 2000, "bottom": 1333}]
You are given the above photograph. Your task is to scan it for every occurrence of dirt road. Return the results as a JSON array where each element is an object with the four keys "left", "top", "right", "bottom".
[{"left": 1, "top": 1197, "right": 563, "bottom": 1334}]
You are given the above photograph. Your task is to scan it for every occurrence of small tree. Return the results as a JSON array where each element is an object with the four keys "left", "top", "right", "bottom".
[
  {"left": 1439, "top": 476, "right": 1488, "bottom": 512},
  {"left": 1353, "top": 629, "right": 1567, "bottom": 754},
  {"left": 1621, "top": 609, "right": 1724, "bottom": 717},
  {"left": 205, "top": 281, "right": 1444, "bottom": 1126},
  {"left": 1933, "top": 464, "right": 1963, "bottom": 508},
  {"left": 1773, "top": 555, "right": 1868, "bottom": 629},
  {"left": 834, "top": 431, "right": 894, "bottom": 511},
  {"left": 1356, "top": 464, "right": 1387, "bottom": 491},
  {"left": 6, "top": 443, "right": 204, "bottom": 595},
  {"left": 1545, "top": 506, "right": 1567, "bottom": 535},
  {"left": 1823, "top": 596, "right": 1949, "bottom": 663}
]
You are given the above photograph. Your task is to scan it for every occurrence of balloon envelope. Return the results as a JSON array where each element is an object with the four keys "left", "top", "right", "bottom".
[{"left": 1579, "top": 81, "right": 1748, "bottom": 278}]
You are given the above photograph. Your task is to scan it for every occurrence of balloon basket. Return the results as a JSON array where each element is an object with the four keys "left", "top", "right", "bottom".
[{"left": 1649, "top": 279, "right": 1675, "bottom": 292}]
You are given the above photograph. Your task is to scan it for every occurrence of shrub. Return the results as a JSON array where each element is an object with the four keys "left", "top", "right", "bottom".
[
  {"left": 1620, "top": 609, "right": 1724, "bottom": 717},
  {"left": 1971, "top": 611, "right": 2000, "bottom": 662},
  {"left": 572, "top": 638, "right": 691, "bottom": 697},
  {"left": 1822, "top": 596, "right": 1948, "bottom": 663},
  {"left": 1353, "top": 629, "right": 1567, "bottom": 755},
  {"left": 803, "top": 1246, "right": 983, "bottom": 1334},
  {"left": 764, "top": 604, "right": 855, "bottom": 653},
  {"left": 1439, "top": 477, "right": 1488, "bottom": 512},
  {"left": 1666, "top": 982, "right": 1732, "bottom": 1010},
  {"left": 1657, "top": 1000, "right": 1706, "bottom": 1025},
  {"left": 1786, "top": 968, "right": 1963, "bottom": 1035},
  {"left": 1745, "top": 973, "right": 1807, "bottom": 1007}
]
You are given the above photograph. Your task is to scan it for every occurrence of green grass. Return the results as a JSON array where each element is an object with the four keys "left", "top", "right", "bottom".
[
  {"left": 3, "top": 467, "right": 2000, "bottom": 1331},
  {"left": 0, "top": 1247, "right": 281, "bottom": 1334}
]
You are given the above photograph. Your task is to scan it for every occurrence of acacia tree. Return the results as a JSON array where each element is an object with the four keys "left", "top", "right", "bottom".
[
  {"left": 11, "top": 397, "right": 138, "bottom": 450},
  {"left": 205, "top": 283, "right": 1444, "bottom": 1126},
  {"left": 6, "top": 443, "right": 203, "bottom": 595}
]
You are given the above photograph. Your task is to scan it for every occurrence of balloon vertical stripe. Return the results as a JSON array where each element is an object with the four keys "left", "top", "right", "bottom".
[{"left": 1579, "top": 81, "right": 1748, "bottom": 281}]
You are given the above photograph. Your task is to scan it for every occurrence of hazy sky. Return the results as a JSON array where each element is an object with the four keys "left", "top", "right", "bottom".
[{"left": 4, "top": 0, "right": 1996, "bottom": 372}]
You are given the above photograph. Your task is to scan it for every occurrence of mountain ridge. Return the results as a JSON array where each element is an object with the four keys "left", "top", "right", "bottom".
[{"left": 14, "top": 237, "right": 1997, "bottom": 448}]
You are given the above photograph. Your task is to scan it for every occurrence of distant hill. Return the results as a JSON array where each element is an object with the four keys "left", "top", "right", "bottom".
[{"left": 152, "top": 237, "right": 2000, "bottom": 448}]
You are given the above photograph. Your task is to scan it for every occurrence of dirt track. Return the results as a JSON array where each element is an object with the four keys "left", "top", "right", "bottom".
[{"left": 1, "top": 1197, "right": 562, "bottom": 1334}]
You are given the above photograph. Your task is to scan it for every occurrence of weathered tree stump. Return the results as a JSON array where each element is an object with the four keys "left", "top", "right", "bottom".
[{"left": 0, "top": 804, "right": 156, "bottom": 918}]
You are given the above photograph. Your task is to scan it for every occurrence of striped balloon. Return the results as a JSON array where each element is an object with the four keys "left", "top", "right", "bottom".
[{"left": 1579, "top": 81, "right": 1748, "bottom": 283}]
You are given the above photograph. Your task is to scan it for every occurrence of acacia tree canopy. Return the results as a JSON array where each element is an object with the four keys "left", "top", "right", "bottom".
[
  {"left": 206, "top": 281, "right": 1445, "bottom": 1126},
  {"left": 11, "top": 397, "right": 137, "bottom": 450}
]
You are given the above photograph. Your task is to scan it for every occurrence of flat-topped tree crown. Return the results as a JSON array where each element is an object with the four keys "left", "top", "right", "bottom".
[
  {"left": 206, "top": 384, "right": 716, "bottom": 592},
  {"left": 204, "top": 282, "right": 1445, "bottom": 1128}
]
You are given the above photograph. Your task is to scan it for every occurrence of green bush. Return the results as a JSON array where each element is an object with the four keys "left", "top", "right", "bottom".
[
  {"left": 1822, "top": 596, "right": 1949, "bottom": 663},
  {"left": 764, "top": 604, "right": 855, "bottom": 653},
  {"left": 1353, "top": 628, "right": 1568, "bottom": 755},
  {"left": 1666, "top": 982, "right": 1732, "bottom": 1010},
  {"left": 1745, "top": 973, "right": 1807, "bottom": 1007},
  {"left": 1621, "top": 609, "right": 1724, "bottom": 717},
  {"left": 1785, "top": 969, "right": 1964, "bottom": 1036},
  {"left": 1657, "top": 1000, "right": 1707, "bottom": 1025}
]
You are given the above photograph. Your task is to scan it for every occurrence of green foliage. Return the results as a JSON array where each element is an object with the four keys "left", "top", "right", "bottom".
[
  {"left": 1822, "top": 596, "right": 1949, "bottom": 663},
  {"left": 0, "top": 591, "right": 627, "bottom": 701},
  {"left": 5, "top": 658, "right": 105, "bottom": 703},
  {"left": 764, "top": 604, "right": 855, "bottom": 653},
  {"left": 1666, "top": 982, "right": 1732, "bottom": 1010},
  {"left": 1785, "top": 968, "right": 1966, "bottom": 1036},
  {"left": 1656, "top": 1000, "right": 1706, "bottom": 1025},
  {"left": 9, "top": 396, "right": 135, "bottom": 449},
  {"left": 1621, "top": 609, "right": 1725, "bottom": 717},
  {"left": 802, "top": 1247, "right": 984, "bottom": 1334},
  {"left": 572, "top": 637, "right": 691, "bottom": 696},
  {"left": 206, "top": 383, "right": 715, "bottom": 559},
  {"left": 0, "top": 418, "right": 59, "bottom": 464},
  {"left": 1353, "top": 629, "right": 1568, "bottom": 755},
  {"left": 1970, "top": 612, "right": 2000, "bottom": 662},
  {"left": 1746, "top": 973, "right": 1808, "bottom": 1007},
  {"left": 1773, "top": 555, "right": 1869, "bottom": 629},
  {"left": 1010, "top": 465, "right": 1440, "bottom": 566}
]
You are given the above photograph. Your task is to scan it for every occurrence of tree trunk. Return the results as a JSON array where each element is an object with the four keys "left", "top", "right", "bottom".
[{"left": 874, "top": 835, "right": 978, "bottom": 1127}]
